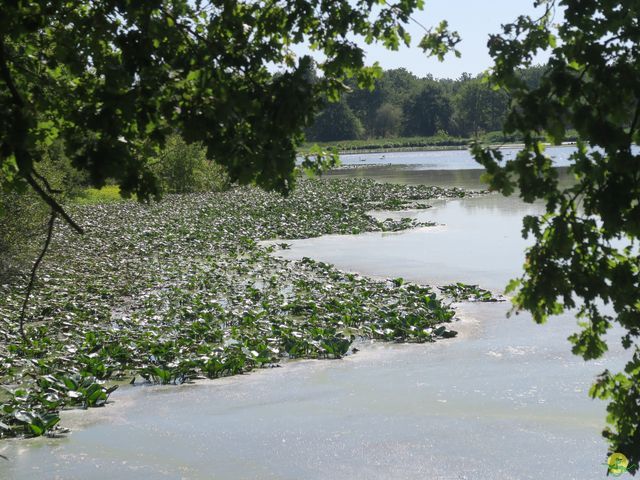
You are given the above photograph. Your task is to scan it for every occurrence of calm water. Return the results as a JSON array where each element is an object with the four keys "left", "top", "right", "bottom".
[
  {"left": 338, "top": 145, "right": 577, "bottom": 169},
  {"left": 0, "top": 149, "right": 624, "bottom": 480}
]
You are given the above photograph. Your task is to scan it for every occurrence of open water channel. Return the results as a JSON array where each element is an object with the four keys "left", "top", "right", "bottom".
[{"left": 0, "top": 146, "right": 625, "bottom": 479}]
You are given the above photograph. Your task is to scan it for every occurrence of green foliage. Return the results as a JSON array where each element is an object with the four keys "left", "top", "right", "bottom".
[
  {"left": 438, "top": 283, "right": 503, "bottom": 302},
  {"left": 0, "top": 0, "right": 459, "bottom": 218},
  {"left": 453, "top": 77, "right": 508, "bottom": 138},
  {"left": 0, "top": 140, "right": 85, "bottom": 279},
  {"left": 403, "top": 83, "right": 452, "bottom": 137},
  {"left": 472, "top": 0, "right": 640, "bottom": 469},
  {"left": 373, "top": 103, "right": 403, "bottom": 138},
  {"left": 419, "top": 20, "right": 461, "bottom": 61},
  {"left": 300, "top": 129, "right": 550, "bottom": 154},
  {"left": 306, "top": 101, "right": 364, "bottom": 142},
  {"left": 480, "top": 128, "right": 578, "bottom": 145},
  {"left": 152, "top": 135, "right": 230, "bottom": 194},
  {"left": 75, "top": 186, "right": 132, "bottom": 205},
  {"left": 307, "top": 67, "right": 550, "bottom": 142},
  {"left": 0, "top": 184, "right": 48, "bottom": 279},
  {"left": 377, "top": 69, "right": 422, "bottom": 108},
  {"left": 0, "top": 373, "right": 117, "bottom": 437},
  {"left": 301, "top": 136, "right": 461, "bottom": 154},
  {"left": 38, "top": 140, "right": 89, "bottom": 198}
]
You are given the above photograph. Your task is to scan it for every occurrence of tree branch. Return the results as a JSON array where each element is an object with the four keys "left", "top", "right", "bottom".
[
  {"left": 159, "top": 6, "right": 210, "bottom": 46},
  {"left": 18, "top": 210, "right": 56, "bottom": 342},
  {"left": 32, "top": 166, "right": 63, "bottom": 195},
  {"left": 2, "top": 36, "right": 83, "bottom": 234},
  {"left": 628, "top": 99, "right": 640, "bottom": 142},
  {"left": 0, "top": 37, "right": 24, "bottom": 107},
  {"left": 26, "top": 174, "right": 84, "bottom": 234}
]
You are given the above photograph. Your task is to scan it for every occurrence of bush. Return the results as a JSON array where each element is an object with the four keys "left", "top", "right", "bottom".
[
  {"left": 0, "top": 184, "right": 48, "bottom": 280},
  {"left": 480, "top": 129, "right": 579, "bottom": 145},
  {"left": 152, "top": 135, "right": 230, "bottom": 194},
  {"left": 0, "top": 140, "right": 85, "bottom": 280},
  {"left": 40, "top": 139, "right": 89, "bottom": 198}
]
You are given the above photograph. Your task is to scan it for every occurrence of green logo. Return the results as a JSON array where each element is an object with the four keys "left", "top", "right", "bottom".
[{"left": 605, "top": 453, "right": 638, "bottom": 477}]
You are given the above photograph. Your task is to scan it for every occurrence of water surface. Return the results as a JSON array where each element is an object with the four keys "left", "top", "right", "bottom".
[
  {"left": 338, "top": 145, "right": 578, "bottom": 169},
  {"left": 0, "top": 150, "right": 622, "bottom": 480}
]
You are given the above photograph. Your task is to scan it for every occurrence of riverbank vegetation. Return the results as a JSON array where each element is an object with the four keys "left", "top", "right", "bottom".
[
  {"left": 0, "top": 136, "right": 229, "bottom": 278},
  {"left": 304, "top": 67, "right": 556, "bottom": 145},
  {"left": 438, "top": 283, "right": 504, "bottom": 303},
  {"left": 299, "top": 130, "right": 579, "bottom": 154},
  {"left": 301, "top": 65, "right": 582, "bottom": 151},
  {"left": 3, "top": 0, "right": 637, "bottom": 471},
  {"left": 0, "top": 178, "right": 474, "bottom": 438}
]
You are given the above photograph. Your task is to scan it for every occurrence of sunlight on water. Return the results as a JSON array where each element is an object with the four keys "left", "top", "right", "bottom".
[
  {"left": 338, "top": 145, "right": 577, "bottom": 169},
  {"left": 0, "top": 151, "right": 623, "bottom": 480}
]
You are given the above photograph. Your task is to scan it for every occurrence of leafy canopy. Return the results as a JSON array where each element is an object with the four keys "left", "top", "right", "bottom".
[
  {"left": 0, "top": 0, "right": 459, "bottom": 231},
  {"left": 472, "top": 0, "right": 640, "bottom": 469}
]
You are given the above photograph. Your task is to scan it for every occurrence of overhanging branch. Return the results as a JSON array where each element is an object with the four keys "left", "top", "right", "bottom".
[
  {"left": 26, "top": 174, "right": 84, "bottom": 234},
  {"left": 1, "top": 36, "right": 84, "bottom": 235},
  {"left": 0, "top": 37, "right": 24, "bottom": 107},
  {"left": 18, "top": 210, "right": 56, "bottom": 342}
]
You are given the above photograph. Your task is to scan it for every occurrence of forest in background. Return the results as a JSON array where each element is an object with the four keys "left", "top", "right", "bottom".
[{"left": 305, "top": 66, "right": 548, "bottom": 144}]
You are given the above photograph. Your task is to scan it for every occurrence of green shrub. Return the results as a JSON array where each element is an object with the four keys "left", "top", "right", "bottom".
[
  {"left": 0, "top": 140, "right": 86, "bottom": 280},
  {"left": 74, "top": 185, "right": 131, "bottom": 205},
  {"left": 481, "top": 129, "right": 579, "bottom": 145},
  {"left": 39, "top": 139, "right": 89, "bottom": 198},
  {"left": 0, "top": 183, "right": 48, "bottom": 280},
  {"left": 152, "top": 135, "right": 230, "bottom": 194}
]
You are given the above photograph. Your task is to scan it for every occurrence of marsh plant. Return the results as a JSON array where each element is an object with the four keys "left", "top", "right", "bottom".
[
  {"left": 0, "top": 178, "right": 475, "bottom": 437},
  {"left": 438, "top": 283, "right": 504, "bottom": 302}
]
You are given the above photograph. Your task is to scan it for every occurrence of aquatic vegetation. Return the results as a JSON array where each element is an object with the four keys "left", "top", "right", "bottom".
[
  {"left": 0, "top": 374, "right": 117, "bottom": 437},
  {"left": 438, "top": 282, "right": 504, "bottom": 302},
  {"left": 0, "top": 178, "right": 475, "bottom": 437}
]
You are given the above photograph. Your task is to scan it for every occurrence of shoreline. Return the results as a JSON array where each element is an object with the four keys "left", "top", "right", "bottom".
[
  {"left": 300, "top": 141, "right": 578, "bottom": 156},
  {"left": 0, "top": 178, "right": 472, "bottom": 439}
]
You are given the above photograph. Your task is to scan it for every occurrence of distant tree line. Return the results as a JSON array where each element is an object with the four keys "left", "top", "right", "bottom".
[{"left": 306, "top": 66, "right": 547, "bottom": 142}]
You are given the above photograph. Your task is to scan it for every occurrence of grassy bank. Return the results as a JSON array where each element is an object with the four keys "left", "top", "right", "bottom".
[
  {"left": 300, "top": 130, "right": 580, "bottom": 154},
  {"left": 300, "top": 135, "right": 468, "bottom": 154},
  {"left": 73, "top": 185, "right": 134, "bottom": 205},
  {"left": 0, "top": 178, "right": 479, "bottom": 438}
]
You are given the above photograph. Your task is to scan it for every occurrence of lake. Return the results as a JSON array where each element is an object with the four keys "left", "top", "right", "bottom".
[
  {"left": 337, "top": 144, "right": 578, "bottom": 170},
  {"left": 0, "top": 147, "right": 621, "bottom": 479}
]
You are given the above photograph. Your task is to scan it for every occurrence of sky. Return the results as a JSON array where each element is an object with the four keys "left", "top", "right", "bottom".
[{"left": 298, "top": 0, "right": 557, "bottom": 80}]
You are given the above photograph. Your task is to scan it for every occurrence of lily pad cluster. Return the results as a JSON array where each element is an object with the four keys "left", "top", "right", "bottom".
[
  {"left": 438, "top": 282, "right": 504, "bottom": 302},
  {"left": 0, "top": 178, "right": 473, "bottom": 438}
]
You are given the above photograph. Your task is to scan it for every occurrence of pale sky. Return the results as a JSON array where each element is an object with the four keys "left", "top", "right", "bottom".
[{"left": 296, "top": 0, "right": 558, "bottom": 80}]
